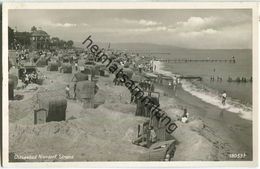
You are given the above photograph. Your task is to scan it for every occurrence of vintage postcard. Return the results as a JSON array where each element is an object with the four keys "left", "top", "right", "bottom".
[{"left": 2, "top": 2, "right": 258, "bottom": 167}]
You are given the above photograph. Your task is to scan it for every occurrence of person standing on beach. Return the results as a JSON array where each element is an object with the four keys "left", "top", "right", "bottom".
[
  {"left": 222, "top": 91, "right": 227, "bottom": 106},
  {"left": 177, "top": 77, "right": 180, "bottom": 85},
  {"left": 168, "top": 81, "right": 172, "bottom": 89},
  {"left": 75, "top": 62, "right": 78, "bottom": 71},
  {"left": 24, "top": 74, "right": 29, "bottom": 86},
  {"left": 65, "top": 85, "right": 70, "bottom": 99},
  {"left": 150, "top": 82, "right": 155, "bottom": 92},
  {"left": 138, "top": 64, "right": 143, "bottom": 73},
  {"left": 173, "top": 78, "right": 177, "bottom": 94},
  {"left": 73, "top": 83, "right": 77, "bottom": 100},
  {"left": 181, "top": 108, "right": 189, "bottom": 123}
]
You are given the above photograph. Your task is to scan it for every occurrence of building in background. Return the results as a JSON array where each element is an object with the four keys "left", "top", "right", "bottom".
[
  {"left": 30, "top": 28, "right": 50, "bottom": 50},
  {"left": 8, "top": 26, "right": 73, "bottom": 50}
]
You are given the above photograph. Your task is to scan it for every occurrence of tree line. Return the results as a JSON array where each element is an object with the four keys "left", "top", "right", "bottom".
[{"left": 8, "top": 26, "right": 74, "bottom": 50}]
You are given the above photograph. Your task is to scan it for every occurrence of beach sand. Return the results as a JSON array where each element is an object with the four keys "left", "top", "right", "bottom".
[
  {"left": 8, "top": 61, "right": 252, "bottom": 161},
  {"left": 157, "top": 84, "right": 252, "bottom": 161}
]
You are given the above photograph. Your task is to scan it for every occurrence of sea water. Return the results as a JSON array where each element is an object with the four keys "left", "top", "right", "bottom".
[{"left": 154, "top": 49, "right": 252, "bottom": 120}]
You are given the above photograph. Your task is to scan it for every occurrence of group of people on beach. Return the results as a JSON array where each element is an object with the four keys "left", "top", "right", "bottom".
[
  {"left": 65, "top": 83, "right": 78, "bottom": 99},
  {"left": 15, "top": 49, "right": 30, "bottom": 65},
  {"left": 15, "top": 44, "right": 230, "bottom": 126},
  {"left": 22, "top": 70, "right": 38, "bottom": 86},
  {"left": 210, "top": 76, "right": 223, "bottom": 82},
  {"left": 139, "top": 80, "right": 155, "bottom": 92},
  {"left": 168, "top": 78, "right": 180, "bottom": 95},
  {"left": 134, "top": 62, "right": 154, "bottom": 73}
]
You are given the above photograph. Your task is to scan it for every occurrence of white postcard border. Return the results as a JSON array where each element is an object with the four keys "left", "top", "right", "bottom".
[{"left": 2, "top": 2, "right": 258, "bottom": 167}]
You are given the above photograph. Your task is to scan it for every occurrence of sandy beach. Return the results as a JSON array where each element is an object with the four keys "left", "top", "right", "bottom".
[
  {"left": 156, "top": 83, "right": 252, "bottom": 161},
  {"left": 8, "top": 55, "right": 252, "bottom": 161},
  {"left": 9, "top": 66, "right": 148, "bottom": 162},
  {"left": 4, "top": 6, "right": 256, "bottom": 167}
]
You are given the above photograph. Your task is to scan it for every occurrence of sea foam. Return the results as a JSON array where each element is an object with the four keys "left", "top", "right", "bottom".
[{"left": 153, "top": 61, "right": 252, "bottom": 121}]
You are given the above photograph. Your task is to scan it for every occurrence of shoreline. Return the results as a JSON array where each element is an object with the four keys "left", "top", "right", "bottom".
[
  {"left": 8, "top": 50, "right": 252, "bottom": 161},
  {"left": 154, "top": 60, "right": 252, "bottom": 121},
  {"left": 155, "top": 82, "right": 252, "bottom": 161}
]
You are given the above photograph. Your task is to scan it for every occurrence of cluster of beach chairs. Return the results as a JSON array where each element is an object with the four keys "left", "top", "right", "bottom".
[{"left": 10, "top": 46, "right": 181, "bottom": 161}]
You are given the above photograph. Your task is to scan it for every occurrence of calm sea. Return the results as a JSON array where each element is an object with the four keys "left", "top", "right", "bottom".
[{"left": 155, "top": 49, "right": 252, "bottom": 120}]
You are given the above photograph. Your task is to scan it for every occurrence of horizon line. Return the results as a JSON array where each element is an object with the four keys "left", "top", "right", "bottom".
[{"left": 74, "top": 41, "right": 252, "bottom": 50}]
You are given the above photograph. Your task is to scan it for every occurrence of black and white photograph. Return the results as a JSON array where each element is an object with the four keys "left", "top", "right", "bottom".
[{"left": 2, "top": 2, "right": 258, "bottom": 167}]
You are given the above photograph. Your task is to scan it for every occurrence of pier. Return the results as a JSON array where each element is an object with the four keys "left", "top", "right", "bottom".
[
  {"left": 155, "top": 58, "right": 236, "bottom": 63},
  {"left": 130, "top": 52, "right": 171, "bottom": 55}
]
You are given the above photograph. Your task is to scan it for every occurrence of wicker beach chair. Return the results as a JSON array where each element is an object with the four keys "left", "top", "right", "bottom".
[
  {"left": 37, "top": 90, "right": 67, "bottom": 123},
  {"left": 47, "top": 61, "right": 59, "bottom": 71}
]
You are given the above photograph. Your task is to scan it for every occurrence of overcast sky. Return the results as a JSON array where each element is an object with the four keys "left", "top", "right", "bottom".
[{"left": 9, "top": 9, "right": 252, "bottom": 49}]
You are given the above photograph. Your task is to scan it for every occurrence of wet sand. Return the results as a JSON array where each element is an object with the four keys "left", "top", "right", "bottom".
[{"left": 157, "top": 83, "right": 252, "bottom": 161}]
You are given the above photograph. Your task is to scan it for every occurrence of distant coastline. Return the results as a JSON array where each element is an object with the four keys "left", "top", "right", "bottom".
[{"left": 74, "top": 41, "right": 252, "bottom": 52}]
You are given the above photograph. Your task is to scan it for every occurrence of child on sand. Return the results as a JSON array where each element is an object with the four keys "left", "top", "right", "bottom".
[
  {"left": 65, "top": 85, "right": 70, "bottom": 99},
  {"left": 181, "top": 108, "right": 189, "bottom": 123}
]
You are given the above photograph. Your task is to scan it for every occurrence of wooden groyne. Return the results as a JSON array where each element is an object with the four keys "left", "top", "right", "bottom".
[
  {"left": 180, "top": 76, "right": 202, "bottom": 81},
  {"left": 115, "top": 50, "right": 171, "bottom": 55}
]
